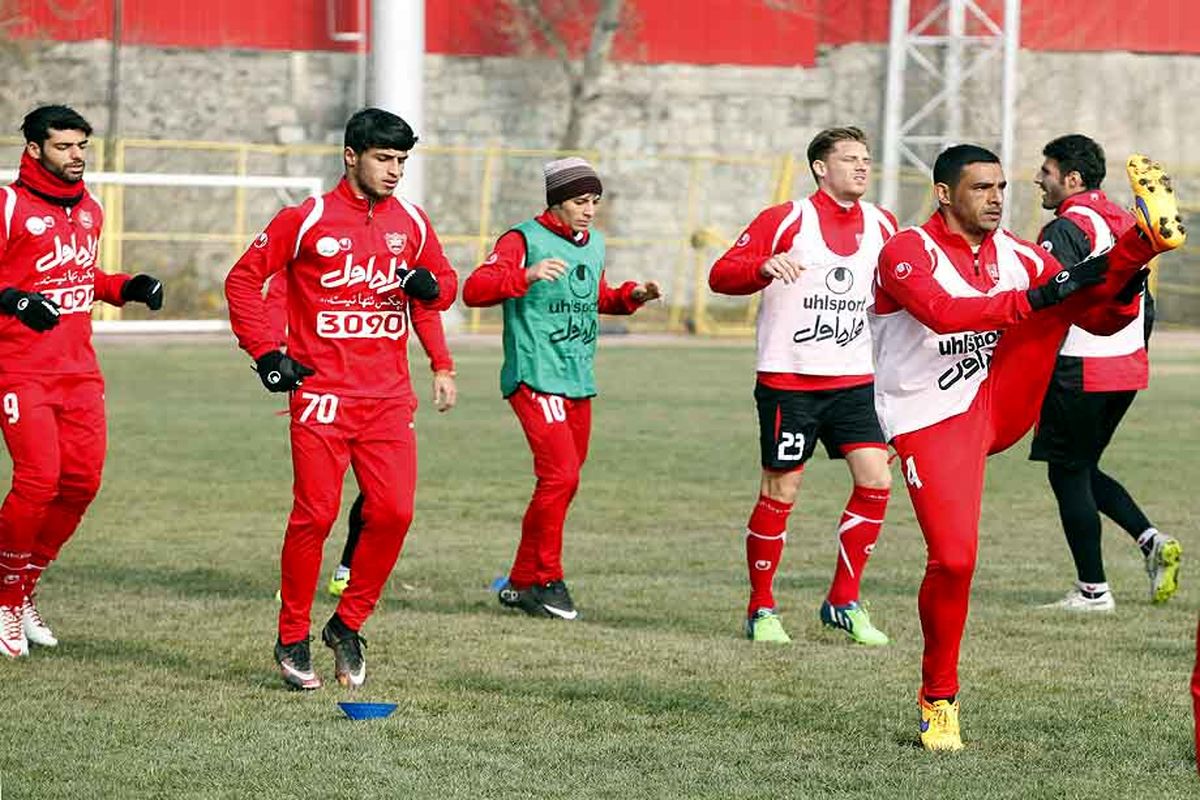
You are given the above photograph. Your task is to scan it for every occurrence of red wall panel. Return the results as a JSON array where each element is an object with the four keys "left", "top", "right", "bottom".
[{"left": 9, "top": 0, "right": 1200, "bottom": 61}]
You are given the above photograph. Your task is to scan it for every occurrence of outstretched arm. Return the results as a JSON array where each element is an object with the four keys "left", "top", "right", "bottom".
[{"left": 875, "top": 232, "right": 1034, "bottom": 334}]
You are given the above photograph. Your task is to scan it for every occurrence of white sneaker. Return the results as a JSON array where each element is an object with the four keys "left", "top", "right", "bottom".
[
  {"left": 1039, "top": 588, "right": 1116, "bottom": 612},
  {"left": 1145, "top": 534, "right": 1182, "bottom": 604},
  {"left": 0, "top": 603, "right": 28, "bottom": 657},
  {"left": 22, "top": 595, "right": 57, "bottom": 647}
]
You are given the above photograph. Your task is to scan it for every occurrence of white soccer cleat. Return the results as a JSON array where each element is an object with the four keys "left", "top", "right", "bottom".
[
  {"left": 1039, "top": 588, "right": 1115, "bottom": 613},
  {"left": 0, "top": 603, "right": 29, "bottom": 657},
  {"left": 22, "top": 595, "right": 57, "bottom": 647}
]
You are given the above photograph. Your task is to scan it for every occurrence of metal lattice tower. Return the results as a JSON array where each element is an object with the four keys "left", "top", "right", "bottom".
[{"left": 880, "top": 0, "right": 1022, "bottom": 222}]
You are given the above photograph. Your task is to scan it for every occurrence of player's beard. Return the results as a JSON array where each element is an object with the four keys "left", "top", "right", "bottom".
[{"left": 41, "top": 157, "right": 84, "bottom": 184}]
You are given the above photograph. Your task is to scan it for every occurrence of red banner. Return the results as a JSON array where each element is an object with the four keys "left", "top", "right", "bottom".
[{"left": 9, "top": 0, "right": 1200, "bottom": 63}]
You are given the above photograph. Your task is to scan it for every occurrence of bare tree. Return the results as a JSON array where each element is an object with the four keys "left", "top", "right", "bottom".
[{"left": 500, "top": 0, "right": 626, "bottom": 151}]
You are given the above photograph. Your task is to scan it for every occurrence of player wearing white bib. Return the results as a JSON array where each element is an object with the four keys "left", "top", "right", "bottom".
[
  {"left": 870, "top": 143, "right": 1184, "bottom": 751},
  {"left": 710, "top": 127, "right": 898, "bottom": 646},
  {"left": 1030, "top": 134, "right": 1180, "bottom": 612}
]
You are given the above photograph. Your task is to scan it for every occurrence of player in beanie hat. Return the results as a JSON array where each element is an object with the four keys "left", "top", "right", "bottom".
[
  {"left": 464, "top": 158, "right": 658, "bottom": 621},
  {"left": 544, "top": 157, "right": 603, "bottom": 208}
]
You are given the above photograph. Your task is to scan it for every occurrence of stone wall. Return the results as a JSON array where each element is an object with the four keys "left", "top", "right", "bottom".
[{"left": 0, "top": 39, "right": 1194, "bottom": 321}]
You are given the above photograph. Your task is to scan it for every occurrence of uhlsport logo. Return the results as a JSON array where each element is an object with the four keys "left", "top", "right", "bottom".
[
  {"left": 568, "top": 263, "right": 592, "bottom": 299},
  {"left": 753, "top": 559, "right": 772, "bottom": 570},
  {"left": 825, "top": 266, "right": 854, "bottom": 294},
  {"left": 893, "top": 261, "right": 912, "bottom": 280},
  {"left": 253, "top": 232, "right": 269, "bottom": 249}
]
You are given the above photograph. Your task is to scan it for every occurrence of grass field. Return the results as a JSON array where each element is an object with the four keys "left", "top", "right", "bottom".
[{"left": 1, "top": 334, "right": 1197, "bottom": 798}]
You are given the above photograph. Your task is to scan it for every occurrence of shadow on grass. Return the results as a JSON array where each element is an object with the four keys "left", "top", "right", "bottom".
[{"left": 54, "top": 562, "right": 276, "bottom": 602}]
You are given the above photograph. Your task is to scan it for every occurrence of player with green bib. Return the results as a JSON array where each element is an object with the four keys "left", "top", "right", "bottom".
[{"left": 463, "top": 157, "right": 660, "bottom": 620}]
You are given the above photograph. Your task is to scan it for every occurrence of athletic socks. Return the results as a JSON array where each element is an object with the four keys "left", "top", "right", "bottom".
[
  {"left": 333, "top": 564, "right": 351, "bottom": 581},
  {"left": 23, "top": 555, "right": 49, "bottom": 596},
  {"left": 1136, "top": 528, "right": 1159, "bottom": 557},
  {"left": 826, "top": 485, "right": 890, "bottom": 606},
  {"left": 1077, "top": 580, "right": 1111, "bottom": 599},
  {"left": 746, "top": 494, "right": 792, "bottom": 614}
]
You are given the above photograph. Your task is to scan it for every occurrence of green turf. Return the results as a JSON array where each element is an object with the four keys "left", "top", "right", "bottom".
[{"left": 1, "top": 337, "right": 1196, "bottom": 798}]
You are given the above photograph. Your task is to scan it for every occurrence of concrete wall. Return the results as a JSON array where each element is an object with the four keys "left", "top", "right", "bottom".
[{"left": 0, "top": 39, "right": 1194, "bottom": 321}]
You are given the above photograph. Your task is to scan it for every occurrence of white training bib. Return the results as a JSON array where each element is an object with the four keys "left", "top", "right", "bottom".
[
  {"left": 869, "top": 227, "right": 1042, "bottom": 439},
  {"left": 756, "top": 199, "right": 894, "bottom": 376},
  {"left": 1058, "top": 205, "right": 1145, "bottom": 359}
]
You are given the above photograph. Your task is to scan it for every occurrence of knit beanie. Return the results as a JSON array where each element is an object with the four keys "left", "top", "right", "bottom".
[{"left": 544, "top": 157, "right": 603, "bottom": 207}]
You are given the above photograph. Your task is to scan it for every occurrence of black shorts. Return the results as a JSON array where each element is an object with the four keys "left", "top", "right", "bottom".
[
  {"left": 754, "top": 382, "right": 886, "bottom": 471},
  {"left": 1029, "top": 380, "right": 1137, "bottom": 468}
]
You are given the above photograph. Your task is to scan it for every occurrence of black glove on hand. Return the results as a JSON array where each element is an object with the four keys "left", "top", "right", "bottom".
[
  {"left": 398, "top": 268, "right": 439, "bottom": 302},
  {"left": 255, "top": 350, "right": 315, "bottom": 393},
  {"left": 0, "top": 287, "right": 61, "bottom": 332},
  {"left": 1114, "top": 268, "right": 1150, "bottom": 305},
  {"left": 1026, "top": 254, "right": 1108, "bottom": 311},
  {"left": 122, "top": 274, "right": 164, "bottom": 310}
]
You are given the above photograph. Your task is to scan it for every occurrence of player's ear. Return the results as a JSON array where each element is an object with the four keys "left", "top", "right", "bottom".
[{"left": 934, "top": 182, "right": 952, "bottom": 207}]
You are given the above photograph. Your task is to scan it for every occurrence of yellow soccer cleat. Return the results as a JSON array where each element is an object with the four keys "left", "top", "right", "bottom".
[
  {"left": 1126, "top": 154, "right": 1186, "bottom": 251},
  {"left": 327, "top": 571, "right": 350, "bottom": 598},
  {"left": 919, "top": 694, "right": 964, "bottom": 752}
]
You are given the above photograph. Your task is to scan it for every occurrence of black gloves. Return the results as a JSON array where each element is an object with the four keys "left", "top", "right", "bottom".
[
  {"left": 398, "top": 268, "right": 439, "bottom": 301},
  {"left": 0, "top": 287, "right": 60, "bottom": 332},
  {"left": 255, "top": 350, "right": 315, "bottom": 392},
  {"left": 1114, "top": 268, "right": 1150, "bottom": 305},
  {"left": 1026, "top": 254, "right": 1108, "bottom": 311},
  {"left": 122, "top": 274, "right": 164, "bottom": 310}
]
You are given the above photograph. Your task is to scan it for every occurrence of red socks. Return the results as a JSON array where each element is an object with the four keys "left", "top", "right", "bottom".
[
  {"left": 826, "top": 485, "right": 889, "bottom": 606},
  {"left": 746, "top": 494, "right": 793, "bottom": 613}
]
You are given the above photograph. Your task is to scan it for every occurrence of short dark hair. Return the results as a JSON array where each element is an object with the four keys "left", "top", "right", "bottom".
[
  {"left": 806, "top": 126, "right": 868, "bottom": 182},
  {"left": 344, "top": 108, "right": 418, "bottom": 154},
  {"left": 21, "top": 105, "right": 92, "bottom": 145},
  {"left": 1042, "top": 134, "right": 1106, "bottom": 189},
  {"left": 933, "top": 144, "right": 1001, "bottom": 188}
]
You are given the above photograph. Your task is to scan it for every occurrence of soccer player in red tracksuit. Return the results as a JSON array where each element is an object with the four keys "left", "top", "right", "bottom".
[
  {"left": 225, "top": 108, "right": 457, "bottom": 690},
  {"left": 463, "top": 157, "right": 659, "bottom": 621},
  {"left": 710, "top": 126, "right": 897, "bottom": 647},
  {"left": 1028, "top": 134, "right": 1181, "bottom": 612},
  {"left": 0, "top": 105, "right": 164, "bottom": 658},
  {"left": 869, "top": 143, "right": 1184, "bottom": 751},
  {"left": 263, "top": 273, "right": 458, "bottom": 599}
]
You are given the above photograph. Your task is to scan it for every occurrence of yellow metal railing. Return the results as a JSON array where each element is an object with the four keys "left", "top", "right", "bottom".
[{"left": 0, "top": 136, "right": 1194, "bottom": 330}]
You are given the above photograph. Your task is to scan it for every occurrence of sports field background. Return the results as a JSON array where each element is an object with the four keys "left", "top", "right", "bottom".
[{"left": 1, "top": 334, "right": 1196, "bottom": 798}]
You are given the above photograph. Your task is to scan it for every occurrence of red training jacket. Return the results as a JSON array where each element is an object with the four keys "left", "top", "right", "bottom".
[
  {"left": 225, "top": 178, "right": 458, "bottom": 399},
  {"left": 874, "top": 210, "right": 1136, "bottom": 337},
  {"left": 462, "top": 209, "right": 642, "bottom": 314},
  {"left": 0, "top": 164, "right": 131, "bottom": 376},
  {"left": 263, "top": 272, "right": 453, "bottom": 374}
]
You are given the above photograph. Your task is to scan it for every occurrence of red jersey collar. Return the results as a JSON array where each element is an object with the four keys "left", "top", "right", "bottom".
[
  {"left": 927, "top": 207, "right": 999, "bottom": 253},
  {"left": 16, "top": 149, "right": 86, "bottom": 206},
  {"left": 334, "top": 177, "right": 384, "bottom": 212},
  {"left": 537, "top": 208, "right": 590, "bottom": 245},
  {"left": 810, "top": 188, "right": 862, "bottom": 219},
  {"left": 1056, "top": 189, "right": 1109, "bottom": 216}
]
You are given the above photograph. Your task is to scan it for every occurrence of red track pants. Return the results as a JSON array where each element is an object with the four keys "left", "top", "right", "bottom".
[
  {"left": 278, "top": 391, "right": 416, "bottom": 643},
  {"left": 892, "top": 229, "right": 1156, "bottom": 698},
  {"left": 507, "top": 385, "right": 592, "bottom": 587},
  {"left": 0, "top": 374, "right": 105, "bottom": 605}
]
